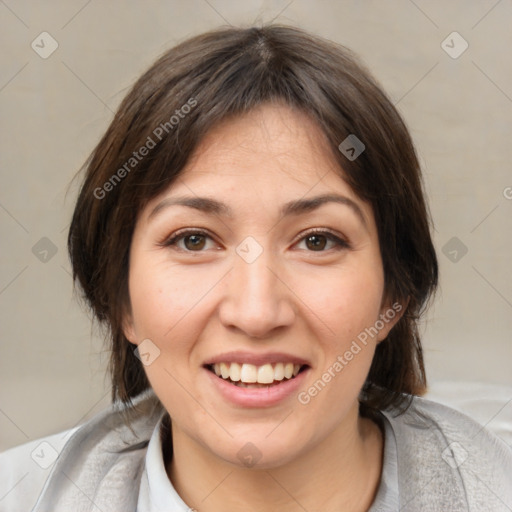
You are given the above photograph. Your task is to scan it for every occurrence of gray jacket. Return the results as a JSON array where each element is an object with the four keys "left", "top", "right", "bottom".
[{"left": 1, "top": 391, "right": 511, "bottom": 511}]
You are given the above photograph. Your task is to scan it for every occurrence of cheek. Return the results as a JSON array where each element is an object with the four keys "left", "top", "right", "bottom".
[
  {"left": 296, "top": 268, "right": 383, "bottom": 415},
  {"left": 128, "top": 261, "right": 213, "bottom": 338},
  {"left": 297, "top": 262, "right": 384, "bottom": 342},
  {"left": 127, "top": 261, "right": 228, "bottom": 390},
  {"left": 127, "top": 262, "right": 210, "bottom": 403}
]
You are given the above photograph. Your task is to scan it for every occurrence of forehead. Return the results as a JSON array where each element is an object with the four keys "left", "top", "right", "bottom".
[
  {"left": 139, "top": 103, "right": 373, "bottom": 228},
  {"left": 184, "top": 104, "right": 338, "bottom": 182}
]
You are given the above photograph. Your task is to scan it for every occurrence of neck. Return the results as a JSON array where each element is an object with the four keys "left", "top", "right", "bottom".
[{"left": 166, "top": 405, "right": 384, "bottom": 512}]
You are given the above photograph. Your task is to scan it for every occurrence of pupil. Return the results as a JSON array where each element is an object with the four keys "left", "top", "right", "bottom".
[
  {"left": 306, "top": 235, "right": 326, "bottom": 251},
  {"left": 185, "top": 235, "right": 205, "bottom": 250}
]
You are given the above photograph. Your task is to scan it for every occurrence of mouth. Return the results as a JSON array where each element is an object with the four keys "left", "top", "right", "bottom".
[{"left": 205, "top": 362, "right": 309, "bottom": 388}]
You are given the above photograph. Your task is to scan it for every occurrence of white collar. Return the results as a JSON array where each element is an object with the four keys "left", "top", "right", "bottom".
[{"left": 137, "top": 414, "right": 192, "bottom": 512}]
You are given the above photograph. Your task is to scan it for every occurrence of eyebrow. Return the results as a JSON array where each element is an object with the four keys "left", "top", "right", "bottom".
[
  {"left": 281, "top": 194, "right": 367, "bottom": 227},
  {"left": 149, "top": 196, "right": 231, "bottom": 220},
  {"left": 148, "top": 193, "right": 367, "bottom": 227}
]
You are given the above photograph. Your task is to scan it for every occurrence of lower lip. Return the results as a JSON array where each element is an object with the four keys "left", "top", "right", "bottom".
[{"left": 204, "top": 367, "right": 309, "bottom": 408}]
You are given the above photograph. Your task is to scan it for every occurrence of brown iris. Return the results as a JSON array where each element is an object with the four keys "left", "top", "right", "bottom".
[
  {"left": 305, "top": 234, "right": 327, "bottom": 251},
  {"left": 184, "top": 234, "right": 206, "bottom": 250}
]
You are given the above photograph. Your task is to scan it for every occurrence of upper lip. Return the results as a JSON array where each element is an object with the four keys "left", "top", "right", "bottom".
[{"left": 203, "top": 351, "right": 311, "bottom": 367}]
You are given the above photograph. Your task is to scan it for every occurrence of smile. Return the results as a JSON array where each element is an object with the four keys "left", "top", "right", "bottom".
[{"left": 208, "top": 362, "right": 305, "bottom": 387}]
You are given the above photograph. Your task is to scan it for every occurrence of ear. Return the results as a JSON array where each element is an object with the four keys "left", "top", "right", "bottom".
[
  {"left": 121, "top": 304, "right": 138, "bottom": 346},
  {"left": 375, "top": 297, "right": 409, "bottom": 343}
]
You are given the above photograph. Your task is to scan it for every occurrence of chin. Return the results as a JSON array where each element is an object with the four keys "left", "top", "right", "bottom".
[{"left": 204, "top": 428, "right": 312, "bottom": 470}]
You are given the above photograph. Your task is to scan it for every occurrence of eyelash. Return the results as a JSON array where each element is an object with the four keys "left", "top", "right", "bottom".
[
  {"left": 293, "top": 228, "right": 350, "bottom": 251},
  {"left": 160, "top": 228, "right": 350, "bottom": 253},
  {"left": 161, "top": 228, "right": 215, "bottom": 251}
]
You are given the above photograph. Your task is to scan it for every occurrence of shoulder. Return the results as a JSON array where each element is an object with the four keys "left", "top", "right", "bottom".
[
  {"left": 381, "top": 396, "right": 512, "bottom": 511},
  {"left": 0, "top": 428, "right": 78, "bottom": 512},
  {"left": 424, "top": 380, "right": 512, "bottom": 446},
  {"left": 0, "top": 390, "right": 164, "bottom": 512}
]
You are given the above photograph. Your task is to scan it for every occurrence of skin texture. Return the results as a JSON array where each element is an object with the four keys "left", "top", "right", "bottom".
[{"left": 123, "top": 103, "right": 403, "bottom": 511}]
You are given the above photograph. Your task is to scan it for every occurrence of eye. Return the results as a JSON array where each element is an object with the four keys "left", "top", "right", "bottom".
[
  {"left": 162, "top": 229, "right": 218, "bottom": 252},
  {"left": 295, "top": 230, "right": 349, "bottom": 252}
]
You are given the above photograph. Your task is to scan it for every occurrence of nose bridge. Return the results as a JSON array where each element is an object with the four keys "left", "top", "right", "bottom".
[
  {"left": 219, "top": 243, "right": 294, "bottom": 336},
  {"left": 238, "top": 250, "right": 275, "bottom": 299},
  {"left": 234, "top": 247, "right": 280, "bottom": 312}
]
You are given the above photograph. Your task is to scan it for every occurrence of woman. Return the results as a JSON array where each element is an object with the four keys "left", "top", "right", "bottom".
[{"left": 1, "top": 25, "right": 511, "bottom": 512}]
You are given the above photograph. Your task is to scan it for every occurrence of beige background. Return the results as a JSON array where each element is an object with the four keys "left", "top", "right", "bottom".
[{"left": 1, "top": 0, "right": 511, "bottom": 452}]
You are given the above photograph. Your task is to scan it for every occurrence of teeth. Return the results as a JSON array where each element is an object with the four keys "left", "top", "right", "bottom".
[
  {"left": 210, "top": 362, "right": 304, "bottom": 384},
  {"left": 240, "top": 364, "right": 258, "bottom": 383},
  {"left": 220, "top": 362, "right": 230, "bottom": 379},
  {"left": 230, "top": 362, "right": 241, "bottom": 382},
  {"left": 257, "top": 364, "right": 275, "bottom": 384},
  {"left": 274, "top": 363, "right": 285, "bottom": 381}
]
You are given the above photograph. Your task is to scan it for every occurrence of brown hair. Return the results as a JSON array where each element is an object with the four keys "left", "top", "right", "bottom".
[{"left": 68, "top": 24, "right": 438, "bottom": 414}]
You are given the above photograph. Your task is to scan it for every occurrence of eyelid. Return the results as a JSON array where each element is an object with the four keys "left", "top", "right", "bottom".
[
  {"left": 159, "top": 228, "right": 219, "bottom": 249},
  {"left": 292, "top": 228, "right": 350, "bottom": 250},
  {"left": 159, "top": 227, "right": 350, "bottom": 252}
]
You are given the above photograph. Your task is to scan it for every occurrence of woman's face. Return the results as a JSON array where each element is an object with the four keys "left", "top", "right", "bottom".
[{"left": 124, "top": 103, "right": 400, "bottom": 468}]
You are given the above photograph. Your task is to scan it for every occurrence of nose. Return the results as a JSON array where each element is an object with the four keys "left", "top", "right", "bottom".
[{"left": 218, "top": 247, "right": 296, "bottom": 339}]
